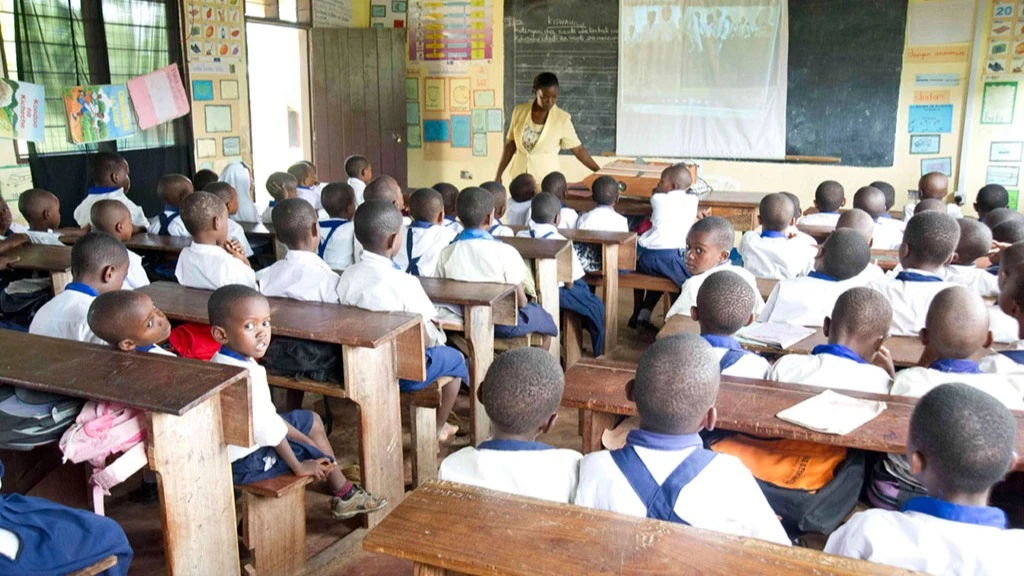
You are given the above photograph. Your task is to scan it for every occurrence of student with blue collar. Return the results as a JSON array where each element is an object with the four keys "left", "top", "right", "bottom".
[
  {"left": 796, "top": 180, "right": 845, "bottom": 228},
  {"left": 288, "top": 161, "right": 323, "bottom": 211},
  {"left": 691, "top": 270, "right": 770, "bottom": 378},
  {"left": 826, "top": 383, "right": 1022, "bottom": 573},
  {"left": 854, "top": 185, "right": 904, "bottom": 251},
  {"left": 255, "top": 199, "right": 341, "bottom": 302},
  {"left": 73, "top": 152, "right": 148, "bottom": 231},
  {"left": 983, "top": 258, "right": 1024, "bottom": 374},
  {"left": 88, "top": 290, "right": 173, "bottom": 356},
  {"left": 91, "top": 201, "right": 150, "bottom": 290},
  {"left": 432, "top": 182, "right": 464, "bottom": 235},
  {"left": 574, "top": 334, "right": 790, "bottom": 545},
  {"left": 316, "top": 182, "right": 357, "bottom": 270},
  {"left": 205, "top": 182, "right": 254, "bottom": 258},
  {"left": 261, "top": 172, "right": 299, "bottom": 224},
  {"left": 540, "top": 171, "right": 578, "bottom": 229},
  {"left": 344, "top": 155, "right": 372, "bottom": 206},
  {"left": 174, "top": 192, "right": 256, "bottom": 290},
  {"left": 439, "top": 347, "right": 582, "bottom": 503},
  {"left": 395, "top": 188, "right": 457, "bottom": 277},
  {"left": 505, "top": 173, "right": 537, "bottom": 227},
  {"left": 739, "top": 193, "right": 817, "bottom": 279},
  {"left": 18, "top": 188, "right": 68, "bottom": 246},
  {"left": 480, "top": 181, "right": 514, "bottom": 237},
  {"left": 945, "top": 218, "right": 999, "bottom": 298},
  {"left": 146, "top": 174, "right": 193, "bottom": 236}
]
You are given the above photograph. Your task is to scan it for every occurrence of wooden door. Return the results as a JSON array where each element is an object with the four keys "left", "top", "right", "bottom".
[{"left": 310, "top": 28, "right": 407, "bottom": 189}]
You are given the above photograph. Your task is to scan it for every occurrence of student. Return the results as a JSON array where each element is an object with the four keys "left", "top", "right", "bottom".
[
  {"left": 90, "top": 200, "right": 149, "bottom": 290},
  {"left": 986, "top": 241, "right": 1024, "bottom": 346},
  {"left": 975, "top": 184, "right": 1009, "bottom": 222},
  {"left": 992, "top": 218, "right": 1024, "bottom": 245},
  {"left": 435, "top": 187, "right": 558, "bottom": 346},
  {"left": 691, "top": 270, "right": 771, "bottom": 378},
  {"left": 261, "top": 172, "right": 299, "bottom": 224},
  {"left": 633, "top": 163, "right": 700, "bottom": 330},
  {"left": 88, "top": 290, "right": 172, "bottom": 356},
  {"left": 825, "top": 383, "right": 1022, "bottom": 573},
  {"left": 870, "top": 211, "right": 959, "bottom": 336},
  {"left": 395, "top": 188, "right": 457, "bottom": 277},
  {"left": 191, "top": 169, "right": 219, "bottom": 193},
  {"left": 797, "top": 180, "right": 845, "bottom": 227},
  {"left": 870, "top": 180, "right": 897, "bottom": 216},
  {"left": 0, "top": 197, "right": 27, "bottom": 258},
  {"left": 363, "top": 175, "right": 408, "bottom": 221},
  {"left": 221, "top": 161, "right": 261, "bottom": 224},
  {"left": 439, "top": 347, "right": 582, "bottom": 502},
  {"left": 982, "top": 207, "right": 1024, "bottom": 230},
  {"left": 147, "top": 174, "right": 193, "bottom": 236},
  {"left": 17, "top": 188, "right": 65, "bottom": 245},
  {"left": 769, "top": 287, "right": 894, "bottom": 393},
  {"left": 256, "top": 199, "right": 341, "bottom": 302},
  {"left": 288, "top": 161, "right": 322, "bottom": 210},
  {"left": 853, "top": 185, "right": 903, "bottom": 250},
  {"left": 574, "top": 334, "right": 790, "bottom": 545},
  {"left": 317, "top": 182, "right": 357, "bottom": 270},
  {"left": 344, "top": 155, "right": 372, "bottom": 206},
  {"left": 914, "top": 198, "right": 947, "bottom": 215},
  {"left": 779, "top": 191, "right": 818, "bottom": 244},
  {"left": 760, "top": 229, "right": 872, "bottom": 327},
  {"left": 576, "top": 175, "right": 628, "bottom": 232},
  {"left": 480, "top": 181, "right": 514, "bottom": 237},
  {"left": 540, "top": 171, "right": 578, "bottom": 229},
  {"left": 983, "top": 259, "right": 1024, "bottom": 374},
  {"left": 207, "top": 285, "right": 386, "bottom": 518},
  {"left": 205, "top": 182, "right": 254, "bottom": 257},
  {"left": 74, "top": 152, "right": 147, "bottom": 230},
  {"left": 174, "top": 191, "right": 256, "bottom": 290},
  {"left": 505, "top": 173, "right": 537, "bottom": 226},
  {"left": 29, "top": 232, "right": 128, "bottom": 344},
  {"left": 517, "top": 192, "right": 605, "bottom": 355},
  {"left": 336, "top": 200, "right": 467, "bottom": 440},
  {"left": 835, "top": 208, "right": 885, "bottom": 284},
  {"left": 665, "top": 216, "right": 764, "bottom": 321},
  {"left": 944, "top": 218, "right": 999, "bottom": 298},
  {"left": 738, "top": 193, "right": 816, "bottom": 279},
  {"left": 904, "top": 172, "right": 963, "bottom": 222},
  {"left": 432, "top": 182, "right": 463, "bottom": 235}
]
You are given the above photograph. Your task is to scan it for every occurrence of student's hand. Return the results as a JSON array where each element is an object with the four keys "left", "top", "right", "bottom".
[
  {"left": 294, "top": 458, "right": 334, "bottom": 482},
  {"left": 695, "top": 209, "right": 711, "bottom": 221},
  {"left": 7, "top": 234, "right": 29, "bottom": 247},
  {"left": 224, "top": 240, "right": 251, "bottom": 267},
  {"left": 990, "top": 240, "right": 1012, "bottom": 261},
  {"left": 871, "top": 346, "right": 896, "bottom": 378},
  {"left": 0, "top": 256, "right": 20, "bottom": 270}
]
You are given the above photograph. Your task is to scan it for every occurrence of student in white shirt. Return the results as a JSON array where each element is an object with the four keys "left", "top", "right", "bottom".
[
  {"left": 975, "top": 184, "right": 1009, "bottom": 224},
  {"left": 778, "top": 192, "right": 818, "bottom": 245},
  {"left": 17, "top": 188, "right": 67, "bottom": 246},
  {"left": 316, "top": 182, "right": 357, "bottom": 270},
  {"left": 30, "top": 233, "right": 128, "bottom": 345},
  {"left": 344, "top": 155, "right": 373, "bottom": 206},
  {"left": 481, "top": 181, "right": 514, "bottom": 237},
  {"left": 87, "top": 290, "right": 174, "bottom": 357},
  {"left": 207, "top": 285, "right": 386, "bottom": 519},
  {"left": 993, "top": 217, "right": 1024, "bottom": 248},
  {"left": 769, "top": 287, "right": 894, "bottom": 394},
  {"left": 825, "top": 383, "right": 1023, "bottom": 574},
  {"left": 336, "top": 200, "right": 468, "bottom": 441},
  {"left": 90, "top": 201, "right": 149, "bottom": 290},
  {"left": 903, "top": 172, "right": 963, "bottom": 222},
  {"left": 261, "top": 172, "right": 299, "bottom": 225},
  {"left": 74, "top": 152, "right": 147, "bottom": 231},
  {"left": 147, "top": 174, "right": 193, "bottom": 236},
  {"left": 796, "top": 180, "right": 845, "bottom": 228},
  {"left": 690, "top": 270, "right": 771, "bottom": 378},
  {"left": 870, "top": 211, "right": 960, "bottom": 337},
  {"left": 174, "top": 191, "right": 256, "bottom": 290},
  {"left": 853, "top": 185, "right": 904, "bottom": 250},
  {"left": 574, "top": 333, "right": 790, "bottom": 545},
  {"left": 835, "top": 209, "right": 886, "bottom": 285},
  {"left": 504, "top": 173, "right": 536, "bottom": 226},
  {"left": 363, "top": 175, "right": 409, "bottom": 221},
  {"left": 870, "top": 180, "right": 898, "bottom": 218},
  {"left": 984, "top": 261, "right": 1024, "bottom": 374},
  {"left": 432, "top": 182, "right": 464, "bottom": 235},
  {"left": 540, "top": 171, "right": 578, "bottom": 229},
  {"left": 255, "top": 199, "right": 341, "bottom": 302},
  {"left": 205, "top": 182, "right": 253, "bottom": 257},
  {"left": 221, "top": 161, "right": 261, "bottom": 224},
  {"left": 945, "top": 218, "right": 999, "bottom": 298},
  {"left": 440, "top": 348, "right": 582, "bottom": 503},
  {"left": 395, "top": 188, "right": 457, "bottom": 277},
  {"left": 0, "top": 197, "right": 28, "bottom": 258},
  {"left": 576, "top": 175, "right": 628, "bottom": 233},
  {"left": 288, "top": 161, "right": 322, "bottom": 211},
  {"left": 739, "top": 193, "right": 816, "bottom": 279}
]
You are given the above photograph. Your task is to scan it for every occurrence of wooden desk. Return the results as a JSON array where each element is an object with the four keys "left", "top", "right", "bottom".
[
  {"left": 140, "top": 281, "right": 424, "bottom": 526},
  {"left": 125, "top": 233, "right": 193, "bottom": 254},
  {"left": 756, "top": 277, "right": 778, "bottom": 301},
  {"left": 363, "top": 481, "right": 916, "bottom": 575},
  {"left": 564, "top": 192, "right": 771, "bottom": 232},
  {"left": 238, "top": 221, "right": 275, "bottom": 240},
  {"left": 498, "top": 237, "right": 570, "bottom": 362},
  {"left": 8, "top": 244, "right": 72, "bottom": 294},
  {"left": 0, "top": 331, "right": 252, "bottom": 576}
]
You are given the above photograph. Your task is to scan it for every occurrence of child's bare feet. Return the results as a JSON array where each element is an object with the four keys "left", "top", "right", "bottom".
[{"left": 437, "top": 422, "right": 459, "bottom": 444}]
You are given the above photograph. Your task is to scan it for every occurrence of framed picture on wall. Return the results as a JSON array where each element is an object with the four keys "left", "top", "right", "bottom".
[
  {"left": 909, "top": 134, "right": 940, "bottom": 155},
  {"left": 921, "top": 157, "right": 952, "bottom": 177},
  {"left": 990, "top": 141, "right": 1024, "bottom": 162}
]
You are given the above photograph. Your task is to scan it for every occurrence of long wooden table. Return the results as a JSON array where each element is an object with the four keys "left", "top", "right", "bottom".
[
  {"left": 8, "top": 244, "right": 73, "bottom": 294},
  {"left": 498, "top": 237, "right": 570, "bottom": 362},
  {"left": 0, "top": 331, "right": 252, "bottom": 576},
  {"left": 565, "top": 191, "right": 771, "bottom": 232}
]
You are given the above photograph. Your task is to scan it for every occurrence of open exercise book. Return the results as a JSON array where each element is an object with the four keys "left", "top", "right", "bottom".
[
  {"left": 738, "top": 322, "right": 816, "bottom": 349},
  {"left": 777, "top": 390, "right": 887, "bottom": 435}
]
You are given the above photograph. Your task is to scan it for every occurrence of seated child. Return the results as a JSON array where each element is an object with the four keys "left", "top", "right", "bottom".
[
  {"left": 517, "top": 192, "right": 605, "bottom": 356},
  {"left": 779, "top": 191, "right": 817, "bottom": 243},
  {"left": 480, "top": 181, "right": 514, "bottom": 237},
  {"left": 208, "top": 285, "right": 386, "bottom": 518},
  {"left": 869, "top": 211, "right": 959, "bottom": 336},
  {"left": 439, "top": 347, "right": 582, "bottom": 502},
  {"left": 983, "top": 206, "right": 1024, "bottom": 230},
  {"left": 191, "top": 169, "right": 219, "bottom": 192},
  {"left": 576, "top": 175, "right": 628, "bottom": 233},
  {"left": 318, "top": 182, "right": 357, "bottom": 270},
  {"left": 854, "top": 185, "right": 903, "bottom": 250},
  {"left": 835, "top": 209, "right": 885, "bottom": 284},
  {"left": 18, "top": 188, "right": 65, "bottom": 245},
  {"left": 363, "top": 175, "right": 409, "bottom": 223},
  {"left": 344, "top": 154, "right": 372, "bottom": 205},
  {"left": 256, "top": 199, "right": 341, "bottom": 302},
  {"left": 87, "top": 290, "right": 172, "bottom": 355},
  {"left": 288, "top": 161, "right": 322, "bottom": 210},
  {"left": 975, "top": 184, "right": 1009, "bottom": 222},
  {"left": 29, "top": 232, "right": 128, "bottom": 344},
  {"left": 992, "top": 217, "right": 1024, "bottom": 245},
  {"left": 691, "top": 270, "right": 771, "bottom": 378},
  {"left": 261, "top": 172, "right": 299, "bottom": 224},
  {"left": 435, "top": 187, "right": 558, "bottom": 346},
  {"left": 0, "top": 196, "right": 27, "bottom": 259},
  {"left": 505, "top": 173, "right": 536, "bottom": 226},
  {"left": 395, "top": 188, "right": 457, "bottom": 277},
  {"left": 540, "top": 171, "right": 578, "bottom": 229},
  {"left": 174, "top": 192, "right": 256, "bottom": 290},
  {"left": 870, "top": 180, "right": 897, "bottom": 217},
  {"left": 986, "top": 241, "right": 1024, "bottom": 345},
  {"left": 205, "top": 182, "right": 254, "bottom": 257},
  {"left": 147, "top": 174, "right": 193, "bottom": 236},
  {"left": 336, "top": 200, "right": 467, "bottom": 440},
  {"left": 90, "top": 200, "right": 149, "bottom": 290},
  {"left": 769, "top": 287, "right": 893, "bottom": 393},
  {"left": 760, "top": 229, "right": 871, "bottom": 327},
  {"left": 913, "top": 198, "right": 947, "bottom": 215},
  {"left": 739, "top": 193, "right": 817, "bottom": 279},
  {"left": 904, "top": 172, "right": 963, "bottom": 222},
  {"left": 797, "top": 180, "right": 845, "bottom": 227},
  {"left": 825, "top": 383, "right": 1022, "bottom": 573},
  {"left": 665, "top": 216, "right": 764, "bottom": 321},
  {"left": 574, "top": 333, "right": 790, "bottom": 545},
  {"left": 74, "top": 152, "right": 147, "bottom": 230},
  {"left": 984, "top": 259, "right": 1024, "bottom": 373},
  {"left": 944, "top": 218, "right": 999, "bottom": 298},
  {"left": 432, "top": 182, "right": 463, "bottom": 234}
]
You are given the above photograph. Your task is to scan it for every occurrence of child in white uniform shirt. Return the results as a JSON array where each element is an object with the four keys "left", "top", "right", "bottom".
[
  {"left": 73, "top": 152, "right": 147, "bottom": 230},
  {"left": 205, "top": 182, "right": 253, "bottom": 257},
  {"left": 903, "top": 171, "right": 963, "bottom": 222},
  {"left": 481, "top": 181, "right": 514, "bottom": 237},
  {"left": 29, "top": 233, "right": 128, "bottom": 345},
  {"left": 174, "top": 192, "right": 256, "bottom": 290},
  {"left": 147, "top": 174, "right": 192, "bottom": 236},
  {"left": 983, "top": 262, "right": 1024, "bottom": 374},
  {"left": 90, "top": 201, "right": 149, "bottom": 290},
  {"left": 975, "top": 184, "right": 1009, "bottom": 224},
  {"left": 344, "top": 155, "right": 372, "bottom": 206},
  {"left": 853, "top": 185, "right": 904, "bottom": 251},
  {"left": 769, "top": 287, "right": 894, "bottom": 394},
  {"left": 504, "top": 173, "right": 536, "bottom": 226},
  {"left": 288, "top": 161, "right": 322, "bottom": 211},
  {"left": 986, "top": 241, "right": 1024, "bottom": 345},
  {"left": 944, "top": 218, "right": 999, "bottom": 298},
  {"left": 826, "top": 383, "right": 1023, "bottom": 574},
  {"left": 796, "top": 180, "right": 844, "bottom": 228},
  {"left": 87, "top": 290, "right": 174, "bottom": 357},
  {"left": 835, "top": 209, "right": 886, "bottom": 285},
  {"left": 439, "top": 348, "right": 582, "bottom": 503},
  {"left": 869, "top": 211, "right": 960, "bottom": 337},
  {"left": 574, "top": 333, "right": 790, "bottom": 545},
  {"left": 18, "top": 188, "right": 69, "bottom": 246},
  {"left": 317, "top": 182, "right": 357, "bottom": 270},
  {"left": 395, "top": 188, "right": 457, "bottom": 277},
  {"left": 207, "top": 285, "right": 386, "bottom": 519},
  {"left": 739, "top": 193, "right": 816, "bottom": 279},
  {"left": 576, "top": 176, "right": 628, "bottom": 233},
  {"left": 691, "top": 271, "right": 771, "bottom": 378},
  {"left": 261, "top": 172, "right": 299, "bottom": 225},
  {"left": 432, "top": 182, "right": 464, "bottom": 235},
  {"left": 540, "top": 171, "right": 578, "bottom": 229},
  {"left": 256, "top": 199, "right": 341, "bottom": 302}
]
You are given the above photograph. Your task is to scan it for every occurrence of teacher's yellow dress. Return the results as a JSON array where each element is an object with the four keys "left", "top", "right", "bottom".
[{"left": 506, "top": 102, "right": 582, "bottom": 179}]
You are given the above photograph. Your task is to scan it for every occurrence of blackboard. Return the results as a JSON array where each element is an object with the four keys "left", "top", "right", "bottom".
[{"left": 503, "top": 0, "right": 908, "bottom": 167}]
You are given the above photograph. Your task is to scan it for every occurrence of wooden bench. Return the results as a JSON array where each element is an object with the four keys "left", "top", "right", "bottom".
[
  {"left": 400, "top": 378, "right": 449, "bottom": 488},
  {"left": 363, "top": 481, "right": 916, "bottom": 575},
  {"left": 8, "top": 244, "right": 73, "bottom": 294},
  {"left": 69, "top": 555, "right": 118, "bottom": 576},
  {"left": 585, "top": 271, "right": 679, "bottom": 324},
  {"left": 498, "top": 236, "right": 571, "bottom": 362},
  {"left": 566, "top": 188, "right": 771, "bottom": 232},
  {"left": 240, "top": 473, "right": 314, "bottom": 576}
]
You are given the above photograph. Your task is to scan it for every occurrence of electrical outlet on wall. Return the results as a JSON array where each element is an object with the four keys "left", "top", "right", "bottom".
[{"left": 460, "top": 170, "right": 473, "bottom": 180}]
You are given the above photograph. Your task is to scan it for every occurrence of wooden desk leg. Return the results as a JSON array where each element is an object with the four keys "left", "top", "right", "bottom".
[
  {"left": 51, "top": 271, "right": 71, "bottom": 295},
  {"left": 580, "top": 410, "right": 617, "bottom": 454},
  {"left": 464, "top": 305, "right": 493, "bottom": 446},
  {"left": 602, "top": 243, "right": 620, "bottom": 355},
  {"left": 535, "top": 258, "right": 561, "bottom": 363},
  {"left": 147, "top": 394, "right": 240, "bottom": 576},
  {"left": 343, "top": 342, "right": 404, "bottom": 527}
]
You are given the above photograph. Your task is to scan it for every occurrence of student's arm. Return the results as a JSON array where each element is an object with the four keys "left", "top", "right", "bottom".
[
  {"left": 495, "top": 140, "right": 517, "bottom": 183},
  {"left": 224, "top": 239, "right": 252, "bottom": 268},
  {"left": 0, "top": 234, "right": 28, "bottom": 254},
  {"left": 871, "top": 346, "right": 896, "bottom": 378},
  {"left": 569, "top": 145, "right": 600, "bottom": 173},
  {"left": 273, "top": 437, "right": 333, "bottom": 481},
  {"left": 515, "top": 283, "right": 528, "bottom": 308}
]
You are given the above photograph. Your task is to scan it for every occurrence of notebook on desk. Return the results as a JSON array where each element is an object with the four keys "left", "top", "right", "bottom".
[{"left": 738, "top": 322, "right": 816, "bottom": 349}]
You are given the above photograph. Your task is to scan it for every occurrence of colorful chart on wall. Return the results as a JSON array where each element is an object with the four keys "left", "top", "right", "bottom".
[
  {"left": 0, "top": 79, "right": 45, "bottom": 142},
  {"left": 986, "top": 0, "right": 1024, "bottom": 74},
  {"left": 409, "top": 0, "right": 492, "bottom": 62},
  {"left": 127, "top": 64, "right": 190, "bottom": 130},
  {"left": 62, "top": 85, "right": 136, "bottom": 144},
  {"left": 185, "top": 1, "right": 244, "bottom": 61}
]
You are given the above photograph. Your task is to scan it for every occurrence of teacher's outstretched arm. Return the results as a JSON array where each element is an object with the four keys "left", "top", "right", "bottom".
[
  {"left": 571, "top": 145, "right": 601, "bottom": 173},
  {"left": 496, "top": 139, "right": 517, "bottom": 183}
]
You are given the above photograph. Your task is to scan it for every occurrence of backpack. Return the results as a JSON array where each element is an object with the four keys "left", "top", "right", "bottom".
[{"left": 0, "top": 386, "right": 82, "bottom": 451}]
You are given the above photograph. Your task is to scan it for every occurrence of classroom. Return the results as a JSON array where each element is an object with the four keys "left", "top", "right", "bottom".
[{"left": 0, "top": 0, "right": 1022, "bottom": 574}]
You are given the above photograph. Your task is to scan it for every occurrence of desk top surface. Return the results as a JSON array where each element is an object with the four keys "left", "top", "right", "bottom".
[{"left": 9, "top": 244, "right": 71, "bottom": 272}]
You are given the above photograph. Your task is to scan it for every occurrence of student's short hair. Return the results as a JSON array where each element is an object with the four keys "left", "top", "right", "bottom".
[
  {"left": 1001, "top": 241, "right": 1024, "bottom": 275},
  {"left": 983, "top": 207, "right": 1024, "bottom": 229},
  {"left": 870, "top": 181, "right": 896, "bottom": 210},
  {"left": 956, "top": 218, "right": 994, "bottom": 264},
  {"left": 904, "top": 211, "right": 959, "bottom": 267},
  {"left": 919, "top": 172, "right": 949, "bottom": 200},
  {"left": 481, "top": 181, "right": 507, "bottom": 211},
  {"left": 89, "top": 152, "right": 127, "bottom": 183},
  {"left": 993, "top": 218, "right": 1024, "bottom": 244},
  {"left": 87, "top": 290, "right": 149, "bottom": 345},
  {"left": 364, "top": 175, "right": 402, "bottom": 204},
  {"left": 456, "top": 187, "right": 494, "bottom": 228},
  {"left": 344, "top": 155, "right": 369, "bottom": 178},
  {"left": 180, "top": 191, "right": 227, "bottom": 235},
  {"left": 530, "top": 192, "right": 561, "bottom": 225},
  {"left": 916, "top": 199, "right": 947, "bottom": 215},
  {"left": 432, "top": 182, "right": 459, "bottom": 215},
  {"left": 820, "top": 229, "right": 870, "bottom": 281},
  {"left": 662, "top": 163, "right": 693, "bottom": 191},
  {"left": 688, "top": 216, "right": 734, "bottom": 251},
  {"left": 541, "top": 171, "right": 567, "bottom": 198},
  {"left": 695, "top": 271, "right": 756, "bottom": 334},
  {"left": 90, "top": 199, "right": 130, "bottom": 233},
  {"left": 758, "top": 193, "right": 792, "bottom": 231},
  {"left": 853, "top": 186, "right": 887, "bottom": 220},
  {"left": 320, "top": 182, "right": 355, "bottom": 217},
  {"left": 814, "top": 180, "right": 844, "bottom": 213},
  {"left": 71, "top": 232, "right": 128, "bottom": 278},
  {"left": 204, "top": 181, "right": 236, "bottom": 204},
  {"left": 354, "top": 199, "right": 402, "bottom": 249},
  {"left": 976, "top": 184, "right": 1009, "bottom": 216},
  {"left": 287, "top": 162, "right": 314, "bottom": 184},
  {"left": 532, "top": 71, "right": 559, "bottom": 91},
  {"left": 208, "top": 284, "right": 265, "bottom": 329},
  {"left": 836, "top": 208, "right": 875, "bottom": 243},
  {"left": 18, "top": 188, "right": 57, "bottom": 221},
  {"left": 780, "top": 191, "right": 802, "bottom": 217},
  {"left": 266, "top": 172, "right": 298, "bottom": 201},
  {"left": 480, "top": 347, "right": 564, "bottom": 435},
  {"left": 409, "top": 188, "right": 444, "bottom": 223},
  {"left": 634, "top": 334, "right": 719, "bottom": 434},
  {"left": 157, "top": 174, "right": 193, "bottom": 204},
  {"left": 271, "top": 198, "right": 317, "bottom": 247},
  {"left": 192, "top": 169, "right": 219, "bottom": 192},
  {"left": 830, "top": 287, "right": 892, "bottom": 342},
  {"left": 591, "top": 176, "right": 619, "bottom": 206},
  {"left": 508, "top": 173, "right": 537, "bottom": 203},
  {"left": 910, "top": 383, "right": 1017, "bottom": 494},
  {"left": 925, "top": 286, "right": 989, "bottom": 360}
]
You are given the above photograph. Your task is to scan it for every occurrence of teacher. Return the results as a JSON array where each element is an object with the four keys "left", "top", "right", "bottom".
[{"left": 496, "top": 72, "right": 601, "bottom": 183}]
